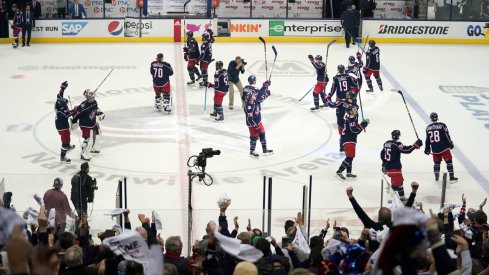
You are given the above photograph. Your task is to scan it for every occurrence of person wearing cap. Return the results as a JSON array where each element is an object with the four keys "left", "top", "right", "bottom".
[{"left": 43, "top": 177, "right": 78, "bottom": 231}]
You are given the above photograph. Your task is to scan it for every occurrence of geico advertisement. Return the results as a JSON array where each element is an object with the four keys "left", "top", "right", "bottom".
[{"left": 124, "top": 18, "right": 171, "bottom": 37}]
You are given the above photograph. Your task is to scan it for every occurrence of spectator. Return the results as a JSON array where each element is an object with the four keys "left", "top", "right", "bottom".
[
  {"left": 31, "top": 0, "right": 41, "bottom": 18},
  {"left": 43, "top": 178, "right": 77, "bottom": 232},
  {"left": 0, "top": 1, "right": 8, "bottom": 38},
  {"left": 340, "top": 5, "right": 358, "bottom": 48},
  {"left": 227, "top": 56, "right": 246, "bottom": 110},
  {"left": 164, "top": 236, "right": 191, "bottom": 275},
  {"left": 363, "top": 0, "right": 376, "bottom": 17},
  {"left": 69, "top": 0, "right": 86, "bottom": 19},
  {"left": 62, "top": 245, "right": 97, "bottom": 275},
  {"left": 57, "top": 0, "right": 67, "bottom": 18},
  {"left": 435, "top": 0, "right": 448, "bottom": 19}
]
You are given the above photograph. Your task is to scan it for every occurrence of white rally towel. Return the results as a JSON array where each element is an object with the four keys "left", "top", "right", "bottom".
[
  {"left": 213, "top": 228, "right": 263, "bottom": 262},
  {"left": 152, "top": 211, "right": 162, "bottom": 231},
  {"left": 291, "top": 225, "right": 310, "bottom": 254},
  {"left": 105, "top": 208, "right": 127, "bottom": 217},
  {"left": 103, "top": 230, "right": 163, "bottom": 275},
  {"left": 33, "top": 194, "right": 44, "bottom": 207},
  {"left": 0, "top": 208, "right": 27, "bottom": 246},
  {"left": 48, "top": 208, "right": 56, "bottom": 228},
  {"left": 25, "top": 207, "right": 39, "bottom": 226}
]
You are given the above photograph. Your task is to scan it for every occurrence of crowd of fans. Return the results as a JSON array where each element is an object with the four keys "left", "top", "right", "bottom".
[{"left": 2, "top": 178, "right": 489, "bottom": 275}]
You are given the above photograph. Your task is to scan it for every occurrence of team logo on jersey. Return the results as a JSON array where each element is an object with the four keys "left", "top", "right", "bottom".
[
  {"left": 107, "top": 21, "right": 123, "bottom": 36},
  {"left": 61, "top": 22, "right": 88, "bottom": 36}
]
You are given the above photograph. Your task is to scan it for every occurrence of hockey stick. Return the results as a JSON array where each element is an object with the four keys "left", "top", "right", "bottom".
[
  {"left": 298, "top": 85, "right": 314, "bottom": 102},
  {"left": 204, "top": 85, "right": 208, "bottom": 113},
  {"left": 357, "top": 90, "right": 365, "bottom": 121},
  {"left": 268, "top": 46, "right": 277, "bottom": 81},
  {"left": 324, "top": 39, "right": 336, "bottom": 77},
  {"left": 391, "top": 89, "right": 420, "bottom": 139},
  {"left": 93, "top": 68, "right": 114, "bottom": 95},
  {"left": 183, "top": 0, "right": 191, "bottom": 37},
  {"left": 258, "top": 37, "right": 268, "bottom": 80}
]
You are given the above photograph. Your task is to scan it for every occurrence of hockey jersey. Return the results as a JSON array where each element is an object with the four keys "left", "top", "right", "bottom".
[
  {"left": 425, "top": 122, "right": 454, "bottom": 154},
  {"left": 212, "top": 69, "right": 229, "bottom": 93},
  {"left": 366, "top": 46, "right": 380, "bottom": 70},
  {"left": 199, "top": 42, "right": 212, "bottom": 62},
  {"left": 329, "top": 73, "right": 358, "bottom": 101},
  {"left": 244, "top": 84, "right": 269, "bottom": 127},
  {"left": 309, "top": 59, "right": 326, "bottom": 82},
  {"left": 185, "top": 38, "right": 200, "bottom": 59},
  {"left": 55, "top": 89, "right": 72, "bottom": 131},
  {"left": 347, "top": 60, "right": 363, "bottom": 80},
  {"left": 72, "top": 100, "right": 100, "bottom": 128},
  {"left": 380, "top": 140, "right": 417, "bottom": 170},
  {"left": 150, "top": 60, "right": 174, "bottom": 86},
  {"left": 341, "top": 115, "right": 367, "bottom": 144}
]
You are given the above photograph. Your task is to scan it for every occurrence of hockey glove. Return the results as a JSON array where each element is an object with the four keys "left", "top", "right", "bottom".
[
  {"left": 424, "top": 148, "right": 431, "bottom": 155},
  {"left": 324, "top": 74, "right": 329, "bottom": 82},
  {"left": 207, "top": 82, "right": 214, "bottom": 88},
  {"left": 183, "top": 47, "right": 189, "bottom": 53},
  {"left": 61, "top": 81, "right": 68, "bottom": 89},
  {"left": 449, "top": 143, "right": 454, "bottom": 149},
  {"left": 362, "top": 67, "right": 367, "bottom": 74},
  {"left": 195, "top": 59, "right": 200, "bottom": 65},
  {"left": 360, "top": 119, "right": 370, "bottom": 128},
  {"left": 184, "top": 53, "right": 188, "bottom": 62},
  {"left": 382, "top": 165, "right": 387, "bottom": 175},
  {"left": 70, "top": 119, "right": 78, "bottom": 130},
  {"left": 263, "top": 80, "right": 271, "bottom": 87},
  {"left": 356, "top": 52, "right": 362, "bottom": 60},
  {"left": 265, "top": 89, "right": 271, "bottom": 96},
  {"left": 414, "top": 139, "right": 423, "bottom": 148},
  {"left": 308, "top": 54, "right": 314, "bottom": 60}
]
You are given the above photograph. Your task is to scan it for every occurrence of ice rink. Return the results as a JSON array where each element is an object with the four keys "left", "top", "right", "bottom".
[{"left": 1, "top": 41, "right": 488, "bottom": 250}]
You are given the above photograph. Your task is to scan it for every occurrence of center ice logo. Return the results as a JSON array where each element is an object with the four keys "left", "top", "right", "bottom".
[
  {"left": 107, "top": 21, "right": 123, "bottom": 36},
  {"left": 62, "top": 22, "right": 88, "bottom": 36}
]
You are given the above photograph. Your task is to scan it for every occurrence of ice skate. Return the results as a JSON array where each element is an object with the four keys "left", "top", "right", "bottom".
[
  {"left": 450, "top": 176, "right": 458, "bottom": 184},
  {"left": 199, "top": 81, "right": 207, "bottom": 87},
  {"left": 336, "top": 172, "right": 346, "bottom": 181},
  {"left": 195, "top": 74, "right": 202, "bottom": 81},
  {"left": 262, "top": 149, "right": 274, "bottom": 156},
  {"left": 346, "top": 173, "right": 357, "bottom": 180},
  {"left": 60, "top": 156, "right": 71, "bottom": 163},
  {"left": 214, "top": 114, "right": 224, "bottom": 122},
  {"left": 435, "top": 174, "right": 440, "bottom": 182},
  {"left": 187, "top": 80, "right": 195, "bottom": 85},
  {"left": 229, "top": 105, "right": 234, "bottom": 110},
  {"left": 366, "top": 88, "right": 374, "bottom": 93},
  {"left": 250, "top": 151, "right": 259, "bottom": 158},
  {"left": 209, "top": 111, "right": 217, "bottom": 117},
  {"left": 81, "top": 153, "right": 91, "bottom": 161},
  {"left": 310, "top": 105, "right": 320, "bottom": 111},
  {"left": 379, "top": 86, "right": 384, "bottom": 91}
]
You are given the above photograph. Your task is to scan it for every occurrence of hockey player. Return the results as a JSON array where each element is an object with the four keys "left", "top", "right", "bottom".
[
  {"left": 72, "top": 90, "right": 104, "bottom": 161},
  {"left": 55, "top": 81, "right": 75, "bottom": 163},
  {"left": 363, "top": 40, "right": 383, "bottom": 92},
  {"left": 243, "top": 76, "right": 273, "bottom": 158},
  {"left": 11, "top": 4, "right": 23, "bottom": 48},
  {"left": 381, "top": 130, "right": 423, "bottom": 200},
  {"left": 150, "top": 53, "right": 174, "bottom": 113},
  {"left": 346, "top": 52, "right": 363, "bottom": 91},
  {"left": 328, "top": 65, "right": 359, "bottom": 152},
  {"left": 307, "top": 54, "right": 329, "bottom": 111},
  {"left": 207, "top": 61, "right": 229, "bottom": 122},
  {"left": 336, "top": 106, "right": 369, "bottom": 180},
  {"left": 424, "top": 112, "right": 458, "bottom": 183},
  {"left": 198, "top": 32, "right": 213, "bottom": 87},
  {"left": 183, "top": 31, "right": 202, "bottom": 85}
]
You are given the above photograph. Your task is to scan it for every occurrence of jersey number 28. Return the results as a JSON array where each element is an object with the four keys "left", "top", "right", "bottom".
[{"left": 428, "top": 130, "right": 440, "bottom": 143}]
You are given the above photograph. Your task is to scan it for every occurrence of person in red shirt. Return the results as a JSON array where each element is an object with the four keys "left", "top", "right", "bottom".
[{"left": 43, "top": 178, "right": 77, "bottom": 230}]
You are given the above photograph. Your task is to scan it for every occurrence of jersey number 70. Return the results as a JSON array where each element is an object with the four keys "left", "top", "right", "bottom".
[{"left": 153, "top": 68, "right": 164, "bottom": 78}]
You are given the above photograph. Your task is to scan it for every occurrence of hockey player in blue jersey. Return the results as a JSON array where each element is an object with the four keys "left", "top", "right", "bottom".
[
  {"left": 364, "top": 40, "right": 383, "bottom": 93},
  {"left": 55, "top": 81, "right": 75, "bottom": 163},
  {"left": 336, "top": 105, "right": 369, "bottom": 180},
  {"left": 150, "top": 53, "right": 174, "bottom": 112},
  {"left": 183, "top": 31, "right": 202, "bottom": 85},
  {"left": 208, "top": 61, "right": 229, "bottom": 122},
  {"left": 328, "top": 65, "right": 359, "bottom": 152},
  {"left": 72, "top": 90, "right": 104, "bottom": 161},
  {"left": 424, "top": 112, "right": 458, "bottom": 183},
  {"left": 307, "top": 54, "right": 329, "bottom": 111},
  {"left": 198, "top": 32, "right": 213, "bottom": 87},
  {"left": 346, "top": 52, "right": 363, "bottom": 91},
  {"left": 381, "top": 130, "right": 422, "bottom": 200},
  {"left": 243, "top": 76, "right": 273, "bottom": 158}
]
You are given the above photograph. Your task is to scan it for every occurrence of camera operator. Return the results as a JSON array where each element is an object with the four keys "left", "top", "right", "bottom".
[
  {"left": 227, "top": 56, "right": 246, "bottom": 110},
  {"left": 70, "top": 162, "right": 97, "bottom": 224}
]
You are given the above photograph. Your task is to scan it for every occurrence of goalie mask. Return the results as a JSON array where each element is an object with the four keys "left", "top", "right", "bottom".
[{"left": 84, "top": 89, "right": 95, "bottom": 101}]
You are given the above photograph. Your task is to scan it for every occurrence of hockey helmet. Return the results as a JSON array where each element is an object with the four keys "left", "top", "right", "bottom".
[
  {"left": 216, "top": 60, "right": 223, "bottom": 70},
  {"left": 348, "top": 56, "right": 355, "bottom": 63},
  {"left": 337, "top": 64, "right": 345, "bottom": 73},
  {"left": 391, "top": 130, "right": 401, "bottom": 140},
  {"left": 58, "top": 98, "right": 68, "bottom": 107},
  {"left": 345, "top": 91, "right": 356, "bottom": 101},
  {"left": 368, "top": 40, "right": 376, "bottom": 47},
  {"left": 430, "top": 112, "right": 438, "bottom": 122},
  {"left": 157, "top": 53, "right": 164, "bottom": 60},
  {"left": 84, "top": 89, "right": 95, "bottom": 100},
  {"left": 202, "top": 32, "right": 210, "bottom": 42},
  {"left": 315, "top": 55, "right": 322, "bottom": 61},
  {"left": 186, "top": 31, "right": 193, "bottom": 38},
  {"left": 248, "top": 75, "right": 256, "bottom": 84}
]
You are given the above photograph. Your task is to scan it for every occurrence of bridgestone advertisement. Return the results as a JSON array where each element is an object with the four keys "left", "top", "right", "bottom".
[{"left": 269, "top": 20, "right": 343, "bottom": 37}]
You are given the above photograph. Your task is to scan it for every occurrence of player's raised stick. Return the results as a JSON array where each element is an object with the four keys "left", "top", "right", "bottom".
[
  {"left": 268, "top": 46, "right": 277, "bottom": 81},
  {"left": 391, "top": 89, "right": 420, "bottom": 139},
  {"left": 258, "top": 36, "right": 268, "bottom": 79},
  {"left": 93, "top": 68, "right": 114, "bottom": 95},
  {"left": 183, "top": 0, "right": 191, "bottom": 35}
]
